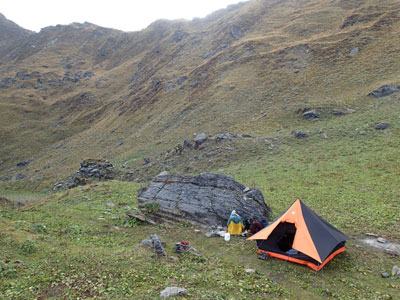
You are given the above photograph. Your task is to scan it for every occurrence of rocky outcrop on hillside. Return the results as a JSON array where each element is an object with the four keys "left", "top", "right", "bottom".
[
  {"left": 368, "top": 84, "right": 400, "bottom": 98},
  {"left": 53, "top": 159, "right": 117, "bottom": 190},
  {"left": 137, "top": 172, "right": 270, "bottom": 226}
]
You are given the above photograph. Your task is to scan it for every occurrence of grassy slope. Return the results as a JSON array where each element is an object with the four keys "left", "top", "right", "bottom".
[
  {"left": 1, "top": 0, "right": 400, "bottom": 186},
  {"left": 1, "top": 0, "right": 400, "bottom": 299},
  {"left": 0, "top": 182, "right": 398, "bottom": 299}
]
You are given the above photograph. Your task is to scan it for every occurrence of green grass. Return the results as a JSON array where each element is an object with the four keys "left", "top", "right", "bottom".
[{"left": 1, "top": 181, "right": 399, "bottom": 299}]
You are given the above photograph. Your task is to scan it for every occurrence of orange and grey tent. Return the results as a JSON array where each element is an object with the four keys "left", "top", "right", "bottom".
[{"left": 248, "top": 199, "right": 349, "bottom": 271}]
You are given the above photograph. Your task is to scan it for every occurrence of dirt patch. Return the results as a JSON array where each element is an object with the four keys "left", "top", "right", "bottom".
[{"left": 361, "top": 238, "right": 400, "bottom": 256}]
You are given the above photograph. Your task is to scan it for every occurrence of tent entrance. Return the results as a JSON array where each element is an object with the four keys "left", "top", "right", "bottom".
[{"left": 276, "top": 222, "right": 296, "bottom": 252}]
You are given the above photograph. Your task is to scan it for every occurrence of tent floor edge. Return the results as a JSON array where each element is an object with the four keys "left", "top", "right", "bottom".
[{"left": 257, "top": 246, "right": 346, "bottom": 271}]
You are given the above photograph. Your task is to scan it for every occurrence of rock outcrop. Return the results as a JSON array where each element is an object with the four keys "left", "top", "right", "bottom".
[
  {"left": 138, "top": 172, "right": 270, "bottom": 226},
  {"left": 53, "top": 158, "right": 116, "bottom": 190},
  {"left": 368, "top": 84, "right": 400, "bottom": 98}
]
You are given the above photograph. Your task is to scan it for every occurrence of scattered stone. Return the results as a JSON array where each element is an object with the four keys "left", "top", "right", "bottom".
[
  {"left": 375, "top": 123, "right": 390, "bottom": 130},
  {"left": 15, "top": 201, "right": 25, "bottom": 207},
  {"left": 183, "top": 139, "right": 192, "bottom": 148},
  {"left": 366, "top": 233, "right": 378, "bottom": 237},
  {"left": 303, "top": 109, "right": 319, "bottom": 120},
  {"left": 322, "top": 133, "right": 328, "bottom": 139},
  {"left": 392, "top": 265, "right": 399, "bottom": 276},
  {"left": 143, "top": 158, "right": 151, "bottom": 165},
  {"left": 142, "top": 234, "right": 166, "bottom": 257},
  {"left": 126, "top": 211, "right": 157, "bottom": 225},
  {"left": 167, "top": 76, "right": 187, "bottom": 91},
  {"left": 138, "top": 173, "right": 271, "bottom": 226},
  {"left": 14, "top": 260, "right": 23, "bottom": 264},
  {"left": 377, "top": 237, "right": 389, "bottom": 244},
  {"left": 13, "top": 174, "right": 25, "bottom": 181},
  {"left": 359, "top": 131, "right": 367, "bottom": 135},
  {"left": 347, "top": 108, "right": 357, "bottom": 113},
  {"left": 350, "top": 47, "right": 359, "bottom": 55},
  {"left": 202, "top": 50, "right": 215, "bottom": 59},
  {"left": 245, "top": 268, "right": 256, "bottom": 274},
  {"left": 368, "top": 84, "right": 400, "bottom": 98},
  {"left": 16, "top": 160, "right": 31, "bottom": 167},
  {"left": 160, "top": 287, "right": 189, "bottom": 298},
  {"left": 115, "top": 140, "right": 124, "bottom": 147},
  {"left": 381, "top": 272, "right": 390, "bottom": 278},
  {"left": 106, "top": 202, "right": 115, "bottom": 208},
  {"left": 295, "top": 131, "right": 307, "bottom": 139},
  {"left": 207, "top": 151, "right": 217, "bottom": 157},
  {"left": 0, "top": 176, "right": 10, "bottom": 181},
  {"left": 242, "top": 134, "right": 252, "bottom": 138},
  {"left": 194, "top": 133, "right": 207, "bottom": 149}
]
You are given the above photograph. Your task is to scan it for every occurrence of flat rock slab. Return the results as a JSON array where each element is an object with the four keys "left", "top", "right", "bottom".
[
  {"left": 160, "top": 287, "right": 189, "bottom": 298},
  {"left": 138, "top": 172, "right": 270, "bottom": 226},
  {"left": 361, "top": 238, "right": 400, "bottom": 256}
]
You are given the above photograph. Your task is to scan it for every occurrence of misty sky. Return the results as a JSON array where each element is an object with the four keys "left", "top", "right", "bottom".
[{"left": 1, "top": 0, "right": 246, "bottom": 32}]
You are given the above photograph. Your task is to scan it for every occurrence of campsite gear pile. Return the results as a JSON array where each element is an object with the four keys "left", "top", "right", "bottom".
[
  {"left": 248, "top": 199, "right": 349, "bottom": 271},
  {"left": 174, "top": 241, "right": 202, "bottom": 256}
]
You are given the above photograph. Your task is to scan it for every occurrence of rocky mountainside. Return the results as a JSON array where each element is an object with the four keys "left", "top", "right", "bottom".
[{"left": 1, "top": 0, "right": 400, "bottom": 188}]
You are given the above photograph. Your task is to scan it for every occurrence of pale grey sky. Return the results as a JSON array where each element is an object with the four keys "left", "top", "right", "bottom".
[{"left": 1, "top": 0, "right": 247, "bottom": 32}]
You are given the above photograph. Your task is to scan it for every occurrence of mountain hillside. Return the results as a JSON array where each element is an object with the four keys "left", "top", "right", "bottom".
[{"left": 0, "top": 0, "right": 400, "bottom": 188}]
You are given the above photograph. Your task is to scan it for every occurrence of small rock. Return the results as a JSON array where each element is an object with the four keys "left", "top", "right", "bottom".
[
  {"left": 207, "top": 151, "right": 217, "bottom": 157},
  {"left": 347, "top": 108, "right": 357, "bottom": 113},
  {"left": 375, "top": 123, "right": 390, "bottom": 130},
  {"left": 194, "top": 229, "right": 201, "bottom": 234},
  {"left": 194, "top": 133, "right": 207, "bottom": 149},
  {"left": 160, "top": 286, "right": 189, "bottom": 298},
  {"left": 392, "top": 265, "right": 399, "bottom": 276},
  {"left": 14, "top": 259, "right": 23, "bottom": 264},
  {"left": 242, "top": 134, "right": 252, "bottom": 138},
  {"left": 245, "top": 268, "right": 256, "bottom": 274},
  {"left": 350, "top": 47, "right": 359, "bottom": 55},
  {"left": 15, "top": 201, "right": 25, "bottom": 207},
  {"left": 322, "top": 133, "right": 328, "bottom": 139},
  {"left": 359, "top": 131, "right": 366, "bottom": 135},
  {"left": 98, "top": 216, "right": 105, "bottom": 220},
  {"left": 115, "top": 140, "right": 124, "bottom": 147},
  {"left": 366, "top": 233, "right": 378, "bottom": 237},
  {"left": 16, "top": 160, "right": 31, "bottom": 167},
  {"left": 143, "top": 158, "right": 151, "bottom": 165},
  {"left": 381, "top": 272, "right": 390, "bottom": 278},
  {"left": 170, "top": 256, "right": 178, "bottom": 261},
  {"left": 295, "top": 131, "right": 307, "bottom": 139},
  {"left": 303, "top": 109, "right": 319, "bottom": 120},
  {"left": 183, "top": 139, "right": 192, "bottom": 148},
  {"left": 377, "top": 237, "right": 389, "bottom": 244},
  {"left": 142, "top": 234, "right": 166, "bottom": 257},
  {"left": 106, "top": 202, "right": 115, "bottom": 208},
  {"left": 157, "top": 171, "right": 169, "bottom": 177}
]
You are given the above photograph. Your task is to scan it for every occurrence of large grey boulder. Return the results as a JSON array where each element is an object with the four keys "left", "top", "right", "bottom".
[{"left": 138, "top": 172, "right": 270, "bottom": 226}]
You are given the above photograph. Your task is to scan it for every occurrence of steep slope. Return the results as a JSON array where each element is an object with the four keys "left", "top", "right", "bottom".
[{"left": 1, "top": 0, "right": 400, "bottom": 188}]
